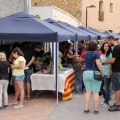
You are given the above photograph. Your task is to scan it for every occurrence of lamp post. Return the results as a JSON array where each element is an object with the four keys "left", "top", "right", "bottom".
[{"left": 86, "top": 5, "right": 96, "bottom": 28}]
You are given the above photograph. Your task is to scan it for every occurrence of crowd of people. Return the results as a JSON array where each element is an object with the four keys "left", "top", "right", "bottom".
[
  {"left": 0, "top": 36, "right": 120, "bottom": 114},
  {"left": 60, "top": 36, "right": 120, "bottom": 114}
]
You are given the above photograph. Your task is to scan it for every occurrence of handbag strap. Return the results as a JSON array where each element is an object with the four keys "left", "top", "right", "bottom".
[{"left": 92, "top": 52, "right": 95, "bottom": 73}]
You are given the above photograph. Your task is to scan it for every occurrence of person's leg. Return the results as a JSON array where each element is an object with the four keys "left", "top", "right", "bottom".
[
  {"left": 100, "top": 80, "right": 105, "bottom": 99},
  {"left": 110, "top": 82, "right": 113, "bottom": 100},
  {"left": 104, "top": 76, "right": 111, "bottom": 104},
  {"left": 115, "top": 90, "right": 120, "bottom": 105},
  {"left": 3, "top": 80, "right": 9, "bottom": 106},
  {"left": 84, "top": 91, "right": 92, "bottom": 110},
  {"left": 0, "top": 81, "right": 3, "bottom": 107},
  {"left": 12, "top": 80, "right": 20, "bottom": 103},
  {"left": 108, "top": 73, "right": 120, "bottom": 111},
  {"left": 26, "top": 82, "right": 31, "bottom": 97},
  {"left": 16, "top": 81, "right": 24, "bottom": 106},
  {"left": 74, "top": 77, "right": 77, "bottom": 93},
  {"left": 93, "top": 92, "right": 100, "bottom": 110},
  {"left": 79, "top": 75, "right": 83, "bottom": 93},
  {"left": 92, "top": 76, "right": 102, "bottom": 111},
  {"left": 83, "top": 71, "right": 92, "bottom": 110},
  {"left": 25, "top": 69, "right": 32, "bottom": 99}
]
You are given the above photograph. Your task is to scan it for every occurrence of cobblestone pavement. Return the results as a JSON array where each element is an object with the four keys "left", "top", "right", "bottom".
[{"left": 48, "top": 94, "right": 120, "bottom": 120}]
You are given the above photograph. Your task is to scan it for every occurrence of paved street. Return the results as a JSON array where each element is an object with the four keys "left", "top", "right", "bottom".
[
  {"left": 0, "top": 92, "right": 56, "bottom": 120},
  {"left": 48, "top": 94, "right": 120, "bottom": 120}
]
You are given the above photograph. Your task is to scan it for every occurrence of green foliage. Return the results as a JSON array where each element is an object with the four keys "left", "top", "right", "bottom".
[{"left": 35, "top": 15, "right": 40, "bottom": 19}]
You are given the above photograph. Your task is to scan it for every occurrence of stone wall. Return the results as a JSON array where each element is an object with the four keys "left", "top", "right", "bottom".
[
  {"left": 0, "top": 0, "right": 25, "bottom": 18},
  {"left": 31, "top": 0, "right": 82, "bottom": 21}
]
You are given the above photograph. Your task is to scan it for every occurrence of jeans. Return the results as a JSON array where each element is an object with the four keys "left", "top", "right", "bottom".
[
  {"left": 100, "top": 75, "right": 111, "bottom": 104},
  {"left": 25, "top": 69, "right": 33, "bottom": 83},
  {"left": 0, "top": 80, "right": 9, "bottom": 107},
  {"left": 74, "top": 75, "right": 83, "bottom": 92}
]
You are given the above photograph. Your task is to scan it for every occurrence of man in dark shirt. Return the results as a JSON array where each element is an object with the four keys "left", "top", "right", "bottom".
[
  {"left": 103, "top": 36, "right": 120, "bottom": 112},
  {"left": 21, "top": 42, "right": 35, "bottom": 100}
]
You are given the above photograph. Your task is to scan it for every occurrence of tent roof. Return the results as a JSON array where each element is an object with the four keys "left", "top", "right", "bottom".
[
  {"left": 89, "top": 28, "right": 108, "bottom": 39},
  {"left": 77, "top": 26, "right": 99, "bottom": 40},
  {"left": 87, "top": 28, "right": 108, "bottom": 39},
  {"left": 63, "top": 23, "right": 98, "bottom": 40},
  {"left": 78, "top": 26, "right": 108, "bottom": 39},
  {"left": 0, "top": 12, "right": 76, "bottom": 42},
  {"left": 103, "top": 31, "right": 120, "bottom": 39},
  {"left": 45, "top": 18, "right": 89, "bottom": 41}
]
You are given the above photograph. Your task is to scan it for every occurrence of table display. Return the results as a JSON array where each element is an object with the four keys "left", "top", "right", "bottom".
[{"left": 31, "top": 68, "right": 75, "bottom": 100}]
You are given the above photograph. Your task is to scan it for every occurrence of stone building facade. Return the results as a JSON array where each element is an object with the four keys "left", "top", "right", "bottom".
[
  {"left": 31, "top": 0, "right": 82, "bottom": 21},
  {"left": 0, "top": 0, "right": 26, "bottom": 18}
]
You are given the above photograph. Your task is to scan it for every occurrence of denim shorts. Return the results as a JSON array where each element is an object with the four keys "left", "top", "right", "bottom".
[
  {"left": 24, "top": 69, "right": 32, "bottom": 83},
  {"left": 13, "top": 75, "right": 25, "bottom": 82},
  {"left": 111, "top": 72, "right": 120, "bottom": 91},
  {"left": 83, "top": 71, "right": 102, "bottom": 92}
]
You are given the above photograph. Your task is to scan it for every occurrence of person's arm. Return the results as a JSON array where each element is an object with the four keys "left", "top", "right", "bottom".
[
  {"left": 11, "top": 61, "right": 25, "bottom": 69},
  {"left": 26, "top": 56, "right": 35, "bottom": 67},
  {"left": 102, "top": 58, "right": 116, "bottom": 65},
  {"left": 107, "top": 65, "right": 112, "bottom": 78},
  {"left": 8, "top": 67, "right": 10, "bottom": 73},
  {"left": 66, "top": 54, "right": 79, "bottom": 59},
  {"left": 9, "top": 54, "right": 13, "bottom": 63},
  {"left": 95, "top": 59, "right": 104, "bottom": 74},
  {"left": 33, "top": 61, "right": 43, "bottom": 65}
]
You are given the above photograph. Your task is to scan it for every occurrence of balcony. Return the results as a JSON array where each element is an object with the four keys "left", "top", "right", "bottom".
[{"left": 98, "top": 11, "right": 104, "bottom": 21}]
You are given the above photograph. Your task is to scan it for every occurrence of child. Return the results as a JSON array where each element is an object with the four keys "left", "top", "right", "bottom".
[
  {"left": 0, "top": 52, "right": 10, "bottom": 110},
  {"left": 73, "top": 56, "right": 83, "bottom": 94}
]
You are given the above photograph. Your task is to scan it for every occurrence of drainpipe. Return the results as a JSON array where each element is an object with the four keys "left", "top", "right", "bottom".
[{"left": 24, "top": 0, "right": 27, "bottom": 12}]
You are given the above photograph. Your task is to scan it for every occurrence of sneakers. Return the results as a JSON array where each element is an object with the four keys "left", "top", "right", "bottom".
[
  {"left": 102, "top": 103, "right": 108, "bottom": 107},
  {"left": 108, "top": 103, "right": 120, "bottom": 112},
  {"left": 0, "top": 105, "right": 8, "bottom": 110},
  {"left": 4, "top": 105, "right": 8, "bottom": 108},
  {"left": 14, "top": 105, "right": 24, "bottom": 109},
  {"left": 101, "top": 102, "right": 104, "bottom": 105}
]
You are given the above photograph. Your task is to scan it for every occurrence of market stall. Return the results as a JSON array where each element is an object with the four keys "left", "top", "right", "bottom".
[
  {"left": 31, "top": 68, "right": 74, "bottom": 100},
  {"left": 0, "top": 12, "right": 77, "bottom": 105}
]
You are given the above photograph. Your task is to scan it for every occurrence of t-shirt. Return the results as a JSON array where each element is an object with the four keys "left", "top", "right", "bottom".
[
  {"left": 100, "top": 53, "right": 112, "bottom": 75},
  {"left": 112, "top": 45, "right": 120, "bottom": 72},
  {"left": 84, "top": 51, "right": 100, "bottom": 71},
  {"left": 80, "top": 49, "right": 87, "bottom": 60},
  {"left": 21, "top": 46, "right": 35, "bottom": 69},
  {"left": 35, "top": 50, "right": 44, "bottom": 58},
  {"left": 66, "top": 50, "right": 75, "bottom": 65},
  {"left": 12, "top": 56, "right": 26, "bottom": 76},
  {"left": 0, "top": 61, "right": 10, "bottom": 80}
]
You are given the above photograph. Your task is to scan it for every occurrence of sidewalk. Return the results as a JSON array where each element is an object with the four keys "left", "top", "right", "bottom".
[{"left": 48, "top": 94, "right": 120, "bottom": 120}]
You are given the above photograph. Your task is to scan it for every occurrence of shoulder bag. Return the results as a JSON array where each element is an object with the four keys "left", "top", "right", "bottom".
[{"left": 92, "top": 52, "right": 103, "bottom": 81}]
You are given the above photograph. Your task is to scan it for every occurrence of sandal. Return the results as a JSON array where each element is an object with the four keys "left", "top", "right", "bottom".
[
  {"left": 84, "top": 109, "right": 90, "bottom": 114},
  {"left": 94, "top": 110, "right": 99, "bottom": 114},
  {"left": 27, "top": 97, "right": 31, "bottom": 100}
]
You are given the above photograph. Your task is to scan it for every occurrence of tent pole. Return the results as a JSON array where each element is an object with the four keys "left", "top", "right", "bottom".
[
  {"left": 54, "top": 42, "right": 59, "bottom": 106},
  {"left": 75, "top": 41, "right": 78, "bottom": 54}
]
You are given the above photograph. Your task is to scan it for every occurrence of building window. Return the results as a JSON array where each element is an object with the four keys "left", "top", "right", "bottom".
[
  {"left": 110, "top": 3, "right": 113, "bottom": 12},
  {"left": 98, "top": 1, "right": 104, "bottom": 21}
]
